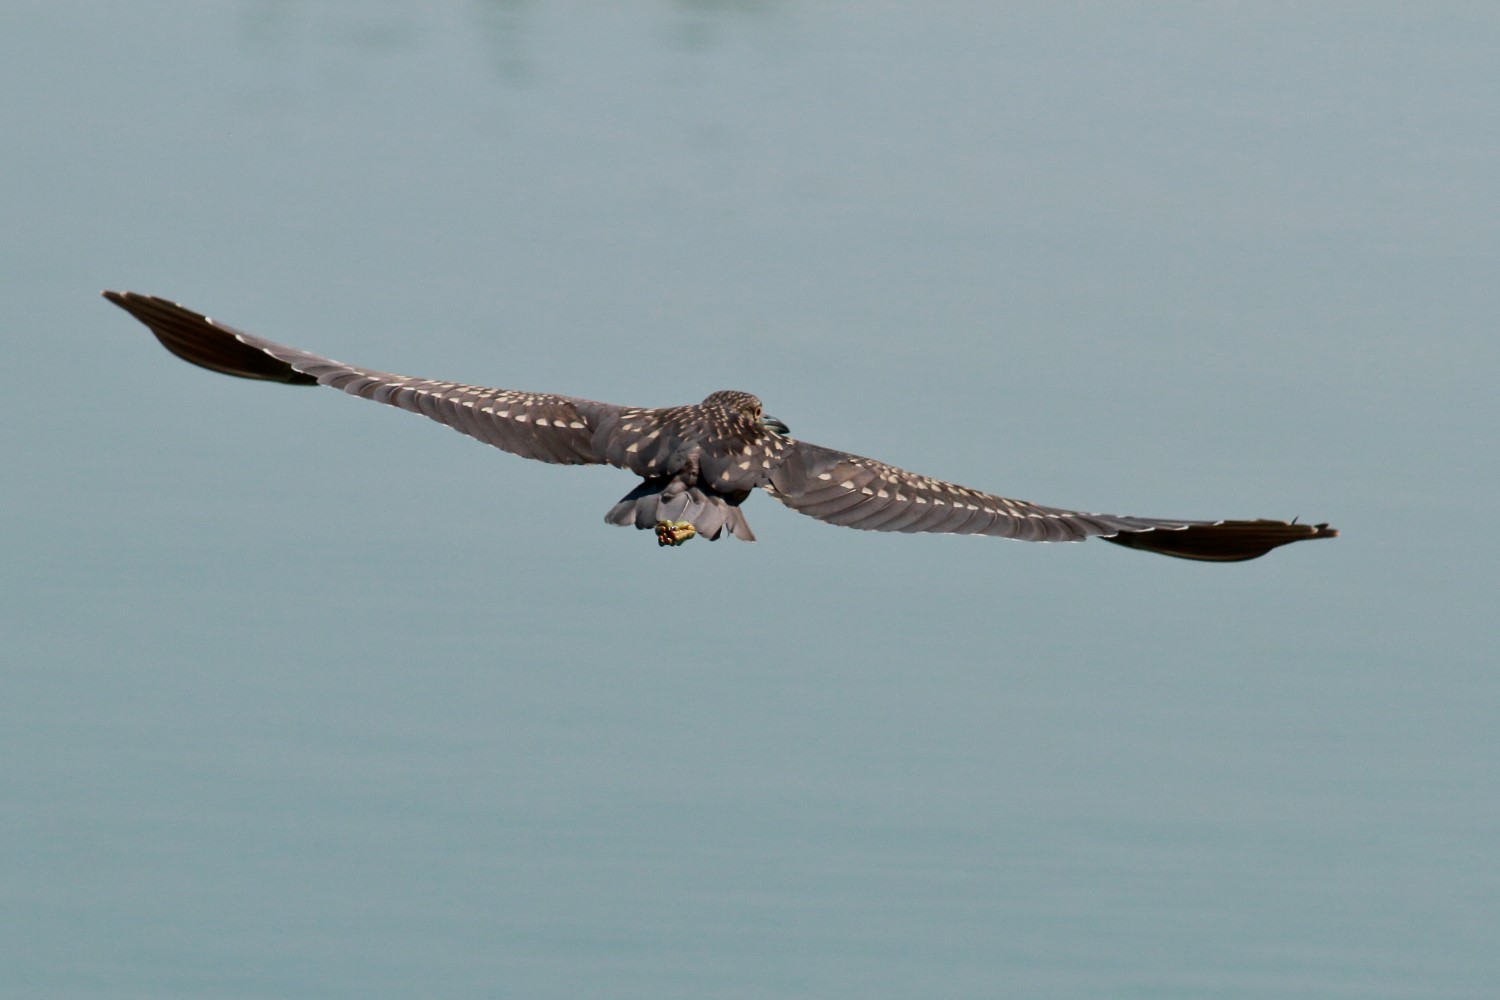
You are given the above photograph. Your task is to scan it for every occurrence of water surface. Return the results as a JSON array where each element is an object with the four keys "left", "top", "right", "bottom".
[{"left": 4, "top": 4, "right": 1497, "bottom": 997}]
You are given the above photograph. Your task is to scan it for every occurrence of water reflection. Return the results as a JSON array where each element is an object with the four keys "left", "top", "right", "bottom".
[
  {"left": 472, "top": 0, "right": 537, "bottom": 85},
  {"left": 231, "top": 0, "right": 784, "bottom": 90},
  {"left": 666, "top": 0, "right": 782, "bottom": 53},
  {"left": 237, "top": 1, "right": 430, "bottom": 58}
]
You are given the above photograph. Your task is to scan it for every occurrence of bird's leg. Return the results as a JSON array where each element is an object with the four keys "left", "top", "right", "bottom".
[
  {"left": 655, "top": 520, "right": 698, "bottom": 546},
  {"left": 654, "top": 470, "right": 698, "bottom": 545}
]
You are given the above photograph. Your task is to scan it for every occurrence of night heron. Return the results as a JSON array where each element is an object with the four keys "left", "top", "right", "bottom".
[{"left": 104, "top": 292, "right": 1335, "bottom": 561}]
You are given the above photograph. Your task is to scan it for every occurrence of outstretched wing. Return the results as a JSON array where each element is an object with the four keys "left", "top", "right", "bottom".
[
  {"left": 104, "top": 291, "right": 628, "bottom": 467},
  {"left": 766, "top": 440, "right": 1334, "bottom": 561}
]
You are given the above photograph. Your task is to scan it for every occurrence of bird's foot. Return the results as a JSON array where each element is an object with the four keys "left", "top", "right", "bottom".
[{"left": 655, "top": 520, "right": 697, "bottom": 547}]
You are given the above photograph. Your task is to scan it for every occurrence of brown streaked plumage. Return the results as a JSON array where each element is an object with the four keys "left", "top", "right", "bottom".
[{"left": 103, "top": 291, "right": 1336, "bottom": 560}]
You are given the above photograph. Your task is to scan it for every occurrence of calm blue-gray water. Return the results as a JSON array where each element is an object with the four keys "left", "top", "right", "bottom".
[{"left": 4, "top": 4, "right": 1497, "bottom": 997}]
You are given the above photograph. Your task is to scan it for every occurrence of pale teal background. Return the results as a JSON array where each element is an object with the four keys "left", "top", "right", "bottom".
[{"left": 4, "top": 3, "right": 1497, "bottom": 998}]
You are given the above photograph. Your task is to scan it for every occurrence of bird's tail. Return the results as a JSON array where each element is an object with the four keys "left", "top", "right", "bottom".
[{"left": 605, "top": 479, "right": 755, "bottom": 541}]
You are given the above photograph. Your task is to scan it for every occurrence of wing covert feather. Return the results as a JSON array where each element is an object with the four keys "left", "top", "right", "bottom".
[
  {"left": 104, "top": 291, "right": 625, "bottom": 467},
  {"left": 766, "top": 440, "right": 1334, "bottom": 559},
  {"left": 767, "top": 440, "right": 1175, "bottom": 541}
]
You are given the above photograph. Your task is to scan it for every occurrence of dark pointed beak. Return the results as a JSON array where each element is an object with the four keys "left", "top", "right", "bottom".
[{"left": 760, "top": 414, "right": 790, "bottom": 435}]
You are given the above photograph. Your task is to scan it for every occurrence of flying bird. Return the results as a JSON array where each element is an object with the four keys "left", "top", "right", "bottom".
[{"left": 103, "top": 291, "right": 1335, "bottom": 560}]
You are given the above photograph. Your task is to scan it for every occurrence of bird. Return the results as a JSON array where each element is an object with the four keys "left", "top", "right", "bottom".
[{"left": 103, "top": 291, "right": 1336, "bottom": 561}]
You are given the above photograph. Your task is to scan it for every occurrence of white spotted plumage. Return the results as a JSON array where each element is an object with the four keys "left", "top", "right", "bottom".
[{"left": 104, "top": 291, "right": 1337, "bottom": 559}]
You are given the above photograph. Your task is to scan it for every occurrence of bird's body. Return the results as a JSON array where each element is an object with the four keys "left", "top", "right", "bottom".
[{"left": 103, "top": 291, "right": 1336, "bottom": 561}]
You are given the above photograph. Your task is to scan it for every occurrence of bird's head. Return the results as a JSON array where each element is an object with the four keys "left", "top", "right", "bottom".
[{"left": 702, "top": 390, "right": 789, "bottom": 435}]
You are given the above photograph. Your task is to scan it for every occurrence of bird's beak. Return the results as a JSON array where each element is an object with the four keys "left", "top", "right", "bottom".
[{"left": 761, "top": 414, "right": 790, "bottom": 435}]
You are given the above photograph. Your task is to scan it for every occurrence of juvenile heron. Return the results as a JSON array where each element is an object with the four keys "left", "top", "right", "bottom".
[{"left": 103, "top": 292, "right": 1335, "bottom": 561}]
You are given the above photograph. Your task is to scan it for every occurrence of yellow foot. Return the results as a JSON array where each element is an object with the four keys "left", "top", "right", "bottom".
[{"left": 655, "top": 520, "right": 697, "bottom": 547}]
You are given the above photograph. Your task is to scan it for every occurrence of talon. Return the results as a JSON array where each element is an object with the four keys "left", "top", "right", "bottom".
[{"left": 655, "top": 520, "right": 697, "bottom": 546}]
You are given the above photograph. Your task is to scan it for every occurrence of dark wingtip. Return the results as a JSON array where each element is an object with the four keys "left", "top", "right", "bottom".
[
  {"left": 1103, "top": 518, "right": 1338, "bottom": 562},
  {"left": 103, "top": 290, "right": 317, "bottom": 385}
]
